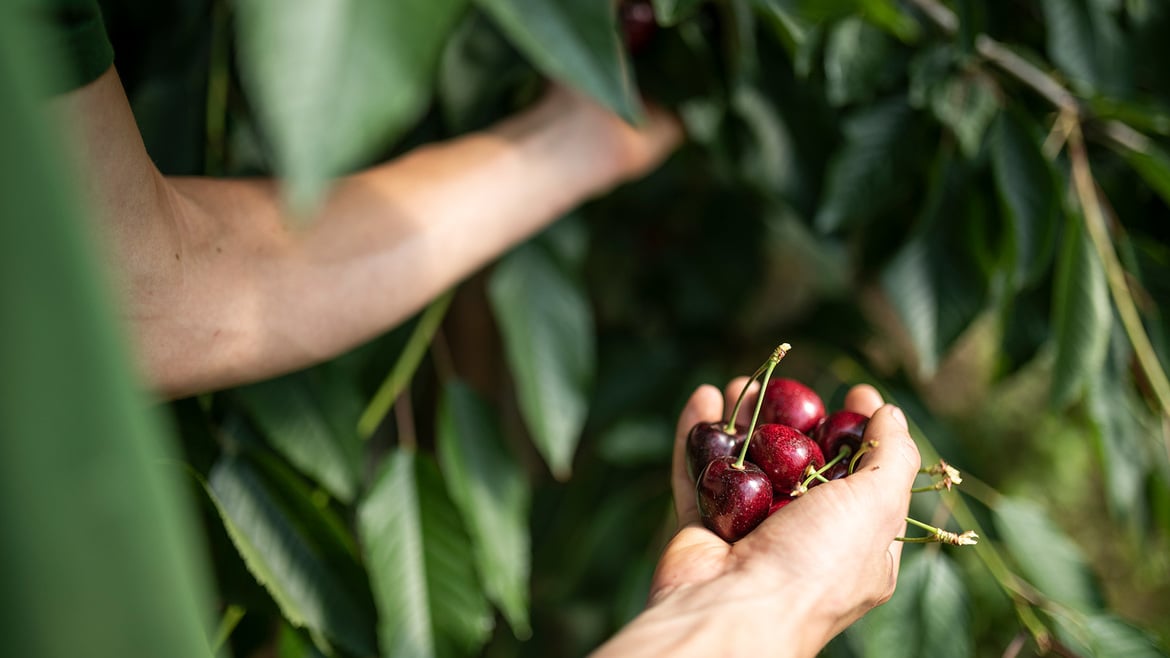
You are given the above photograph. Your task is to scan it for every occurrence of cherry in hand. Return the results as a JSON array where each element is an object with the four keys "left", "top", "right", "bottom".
[
  {"left": 760, "top": 378, "right": 826, "bottom": 435},
  {"left": 696, "top": 456, "right": 772, "bottom": 543},
  {"left": 747, "top": 423, "right": 826, "bottom": 496},
  {"left": 686, "top": 421, "right": 747, "bottom": 481}
]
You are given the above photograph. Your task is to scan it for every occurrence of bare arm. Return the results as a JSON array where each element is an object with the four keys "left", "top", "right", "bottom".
[{"left": 51, "top": 67, "right": 681, "bottom": 398}]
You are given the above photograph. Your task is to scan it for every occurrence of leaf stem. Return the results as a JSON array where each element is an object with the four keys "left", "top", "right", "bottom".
[{"left": 734, "top": 343, "right": 791, "bottom": 469}]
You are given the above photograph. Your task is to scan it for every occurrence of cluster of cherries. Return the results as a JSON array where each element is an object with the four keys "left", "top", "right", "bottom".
[{"left": 688, "top": 344, "right": 975, "bottom": 545}]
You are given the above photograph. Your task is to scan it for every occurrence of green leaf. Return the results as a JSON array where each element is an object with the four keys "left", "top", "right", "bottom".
[
  {"left": 233, "top": 370, "right": 363, "bottom": 503},
  {"left": 437, "top": 381, "right": 533, "bottom": 637},
  {"left": 1052, "top": 612, "right": 1166, "bottom": 657},
  {"left": 992, "top": 496, "right": 1104, "bottom": 611},
  {"left": 1114, "top": 138, "right": 1170, "bottom": 207},
  {"left": 475, "top": 0, "right": 640, "bottom": 123},
  {"left": 598, "top": 416, "right": 674, "bottom": 465},
  {"left": 1050, "top": 212, "right": 1112, "bottom": 409},
  {"left": 437, "top": 9, "right": 534, "bottom": 134},
  {"left": 1089, "top": 96, "right": 1170, "bottom": 136},
  {"left": 990, "top": 112, "right": 1060, "bottom": 288},
  {"left": 850, "top": 550, "right": 971, "bottom": 658},
  {"left": 814, "top": 97, "right": 917, "bottom": 233},
  {"left": 824, "top": 17, "right": 895, "bottom": 107},
  {"left": 0, "top": 9, "right": 216, "bottom": 657},
  {"left": 1041, "top": 0, "right": 1132, "bottom": 97},
  {"left": 358, "top": 449, "right": 494, "bottom": 658},
  {"left": 929, "top": 72, "right": 999, "bottom": 158},
  {"left": 882, "top": 238, "right": 939, "bottom": 376},
  {"left": 653, "top": 0, "right": 704, "bottom": 25},
  {"left": 488, "top": 242, "right": 596, "bottom": 479},
  {"left": 207, "top": 454, "right": 377, "bottom": 656},
  {"left": 235, "top": 0, "right": 469, "bottom": 210}
]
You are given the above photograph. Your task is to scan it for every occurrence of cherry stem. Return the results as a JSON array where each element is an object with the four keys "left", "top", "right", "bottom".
[
  {"left": 848, "top": 440, "right": 878, "bottom": 474},
  {"left": 723, "top": 361, "right": 769, "bottom": 434},
  {"left": 733, "top": 343, "right": 791, "bottom": 469},
  {"left": 795, "top": 445, "right": 852, "bottom": 492},
  {"left": 897, "top": 516, "right": 979, "bottom": 546}
]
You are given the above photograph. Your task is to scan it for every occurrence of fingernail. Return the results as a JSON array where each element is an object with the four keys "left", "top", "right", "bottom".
[{"left": 890, "top": 406, "right": 908, "bottom": 430}]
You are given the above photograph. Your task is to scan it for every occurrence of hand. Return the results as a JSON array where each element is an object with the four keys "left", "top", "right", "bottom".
[{"left": 593, "top": 380, "right": 921, "bottom": 658}]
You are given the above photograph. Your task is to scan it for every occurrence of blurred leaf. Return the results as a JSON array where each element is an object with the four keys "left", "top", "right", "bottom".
[
  {"left": 990, "top": 111, "right": 1060, "bottom": 288},
  {"left": 653, "top": 0, "right": 703, "bottom": 25},
  {"left": 436, "top": 381, "right": 533, "bottom": 638},
  {"left": 992, "top": 496, "right": 1104, "bottom": 611},
  {"left": 597, "top": 416, "right": 674, "bottom": 465},
  {"left": 1113, "top": 138, "right": 1170, "bottom": 207},
  {"left": 727, "top": 86, "right": 798, "bottom": 197},
  {"left": 488, "top": 243, "right": 596, "bottom": 479},
  {"left": 1052, "top": 612, "right": 1165, "bottom": 657},
  {"left": 235, "top": 0, "right": 468, "bottom": 210},
  {"left": 850, "top": 549, "right": 972, "bottom": 658},
  {"left": 358, "top": 449, "right": 494, "bottom": 658},
  {"left": 824, "top": 17, "right": 894, "bottom": 107},
  {"left": 438, "top": 9, "right": 533, "bottom": 134},
  {"left": 475, "top": 0, "right": 640, "bottom": 123},
  {"left": 1041, "top": 0, "right": 1132, "bottom": 97},
  {"left": 929, "top": 72, "right": 999, "bottom": 158},
  {"left": 815, "top": 97, "right": 917, "bottom": 233},
  {"left": 1090, "top": 97, "right": 1170, "bottom": 136},
  {"left": 207, "top": 454, "right": 376, "bottom": 656},
  {"left": 883, "top": 238, "right": 939, "bottom": 376},
  {"left": 1050, "top": 213, "right": 1111, "bottom": 409},
  {"left": 0, "top": 11, "right": 216, "bottom": 657},
  {"left": 233, "top": 370, "right": 363, "bottom": 503}
]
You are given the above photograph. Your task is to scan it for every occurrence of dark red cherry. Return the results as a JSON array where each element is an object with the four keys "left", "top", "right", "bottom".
[
  {"left": 768, "top": 496, "right": 793, "bottom": 515},
  {"left": 619, "top": 0, "right": 658, "bottom": 55},
  {"left": 760, "top": 378, "right": 825, "bottom": 435},
  {"left": 823, "top": 460, "right": 849, "bottom": 481},
  {"left": 696, "top": 456, "right": 772, "bottom": 543},
  {"left": 747, "top": 423, "right": 826, "bottom": 495},
  {"left": 812, "top": 410, "right": 869, "bottom": 462},
  {"left": 686, "top": 421, "right": 747, "bottom": 481}
]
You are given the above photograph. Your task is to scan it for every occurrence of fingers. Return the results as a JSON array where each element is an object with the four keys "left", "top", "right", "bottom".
[
  {"left": 672, "top": 384, "right": 725, "bottom": 528},
  {"left": 843, "top": 384, "right": 884, "bottom": 417},
  {"left": 848, "top": 405, "right": 920, "bottom": 547}
]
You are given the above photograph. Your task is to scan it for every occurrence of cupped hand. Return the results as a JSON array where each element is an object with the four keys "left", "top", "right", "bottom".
[{"left": 594, "top": 380, "right": 921, "bottom": 658}]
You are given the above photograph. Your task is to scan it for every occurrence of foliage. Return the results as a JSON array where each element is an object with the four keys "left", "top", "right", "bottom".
[{"left": 8, "top": 0, "right": 1170, "bottom": 656}]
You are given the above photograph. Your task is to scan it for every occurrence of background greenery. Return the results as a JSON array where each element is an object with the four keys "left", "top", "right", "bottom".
[{"left": 6, "top": 0, "right": 1170, "bottom": 656}]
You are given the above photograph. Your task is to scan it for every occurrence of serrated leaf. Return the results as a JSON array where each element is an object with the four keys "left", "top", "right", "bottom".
[
  {"left": 358, "top": 449, "right": 494, "bottom": 658},
  {"left": 437, "top": 381, "right": 532, "bottom": 637},
  {"left": 814, "top": 97, "right": 916, "bottom": 233},
  {"left": 991, "top": 111, "right": 1060, "bottom": 288},
  {"left": 488, "top": 243, "right": 596, "bottom": 479},
  {"left": 475, "top": 0, "right": 640, "bottom": 123},
  {"left": 233, "top": 370, "right": 362, "bottom": 503},
  {"left": 235, "top": 0, "right": 468, "bottom": 210},
  {"left": 207, "top": 455, "right": 376, "bottom": 656},
  {"left": 824, "top": 17, "right": 894, "bottom": 107},
  {"left": 850, "top": 550, "right": 971, "bottom": 658},
  {"left": 992, "top": 496, "right": 1104, "bottom": 611},
  {"left": 1050, "top": 213, "right": 1112, "bottom": 409}
]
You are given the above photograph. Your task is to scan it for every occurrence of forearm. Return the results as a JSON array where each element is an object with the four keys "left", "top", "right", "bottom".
[{"left": 54, "top": 68, "right": 675, "bottom": 397}]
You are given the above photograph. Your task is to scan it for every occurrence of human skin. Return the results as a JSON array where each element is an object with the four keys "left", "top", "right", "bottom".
[
  {"left": 49, "top": 67, "right": 682, "bottom": 398},
  {"left": 592, "top": 383, "right": 922, "bottom": 657}
]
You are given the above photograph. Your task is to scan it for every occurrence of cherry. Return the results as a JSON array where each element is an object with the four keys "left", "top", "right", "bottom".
[
  {"left": 619, "top": 0, "right": 658, "bottom": 55},
  {"left": 747, "top": 423, "right": 826, "bottom": 495},
  {"left": 768, "top": 497, "right": 793, "bottom": 515},
  {"left": 697, "top": 456, "right": 772, "bottom": 543},
  {"left": 812, "top": 411, "right": 869, "bottom": 464},
  {"left": 760, "top": 378, "right": 825, "bottom": 435},
  {"left": 686, "top": 421, "right": 747, "bottom": 481}
]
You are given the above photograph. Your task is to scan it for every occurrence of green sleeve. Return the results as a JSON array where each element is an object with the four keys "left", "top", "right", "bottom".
[{"left": 30, "top": 0, "right": 115, "bottom": 94}]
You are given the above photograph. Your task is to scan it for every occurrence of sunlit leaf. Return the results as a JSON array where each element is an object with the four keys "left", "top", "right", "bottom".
[
  {"left": 883, "top": 238, "right": 939, "bottom": 376},
  {"left": 1052, "top": 611, "right": 1165, "bottom": 657},
  {"left": 1050, "top": 213, "right": 1112, "bottom": 409},
  {"left": 1041, "top": 0, "right": 1132, "bottom": 97},
  {"left": 488, "top": 242, "right": 596, "bottom": 479},
  {"left": 207, "top": 455, "right": 376, "bottom": 656},
  {"left": 992, "top": 496, "right": 1104, "bottom": 611},
  {"left": 235, "top": 0, "right": 468, "bottom": 210},
  {"left": 824, "top": 17, "right": 895, "bottom": 107},
  {"left": 358, "top": 449, "right": 494, "bottom": 658},
  {"left": 475, "top": 0, "right": 640, "bottom": 122},
  {"left": 437, "top": 381, "right": 532, "bottom": 637}
]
